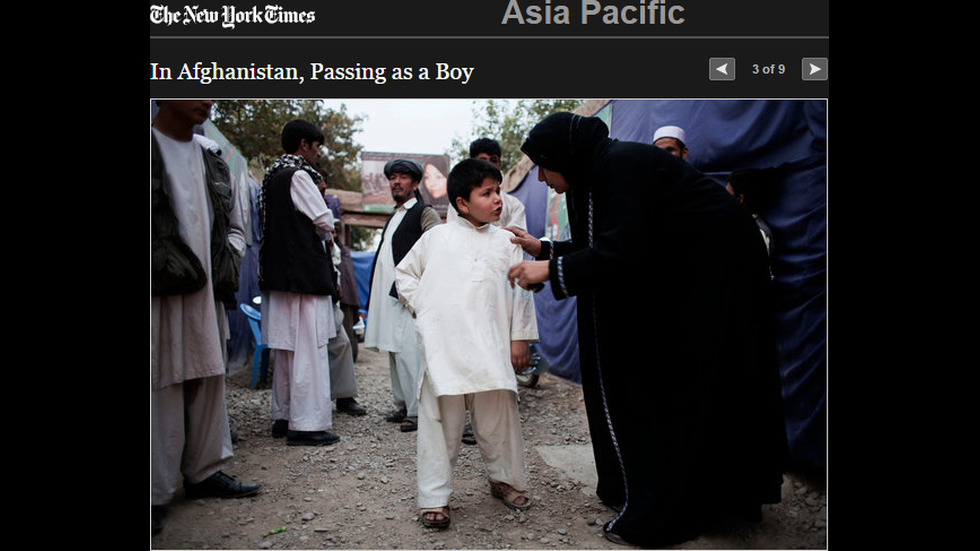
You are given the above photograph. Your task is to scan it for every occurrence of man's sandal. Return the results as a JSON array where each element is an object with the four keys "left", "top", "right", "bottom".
[
  {"left": 419, "top": 506, "right": 451, "bottom": 529},
  {"left": 399, "top": 417, "right": 418, "bottom": 432},
  {"left": 385, "top": 408, "right": 407, "bottom": 423},
  {"left": 489, "top": 480, "right": 532, "bottom": 510}
]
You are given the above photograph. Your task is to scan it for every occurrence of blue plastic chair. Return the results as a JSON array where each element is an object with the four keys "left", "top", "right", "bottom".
[{"left": 239, "top": 303, "right": 270, "bottom": 388}]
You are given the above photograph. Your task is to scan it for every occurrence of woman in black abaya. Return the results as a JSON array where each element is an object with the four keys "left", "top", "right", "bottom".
[{"left": 506, "top": 112, "right": 788, "bottom": 547}]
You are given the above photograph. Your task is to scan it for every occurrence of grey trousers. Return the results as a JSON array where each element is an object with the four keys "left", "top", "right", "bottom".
[
  {"left": 151, "top": 375, "right": 234, "bottom": 505},
  {"left": 329, "top": 304, "right": 359, "bottom": 400}
]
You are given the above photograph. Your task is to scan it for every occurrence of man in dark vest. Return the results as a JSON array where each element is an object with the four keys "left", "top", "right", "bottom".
[
  {"left": 259, "top": 119, "right": 341, "bottom": 446},
  {"left": 364, "top": 159, "right": 440, "bottom": 432}
]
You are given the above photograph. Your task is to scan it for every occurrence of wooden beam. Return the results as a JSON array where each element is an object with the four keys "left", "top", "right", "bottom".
[
  {"left": 323, "top": 187, "right": 446, "bottom": 230},
  {"left": 322, "top": 188, "right": 367, "bottom": 214},
  {"left": 337, "top": 212, "right": 386, "bottom": 228}
]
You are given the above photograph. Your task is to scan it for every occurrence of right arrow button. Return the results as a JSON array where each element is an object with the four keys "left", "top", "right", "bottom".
[{"left": 802, "top": 57, "right": 828, "bottom": 81}]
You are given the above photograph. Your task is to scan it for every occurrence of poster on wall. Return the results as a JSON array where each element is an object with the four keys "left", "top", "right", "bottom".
[{"left": 360, "top": 151, "right": 450, "bottom": 215}]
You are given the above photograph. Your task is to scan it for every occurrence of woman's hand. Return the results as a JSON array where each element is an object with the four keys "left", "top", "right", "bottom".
[
  {"left": 508, "top": 260, "right": 550, "bottom": 290},
  {"left": 502, "top": 226, "right": 542, "bottom": 258}
]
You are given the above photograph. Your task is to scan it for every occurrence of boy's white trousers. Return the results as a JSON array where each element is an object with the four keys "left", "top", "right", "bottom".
[{"left": 416, "top": 373, "right": 527, "bottom": 508}]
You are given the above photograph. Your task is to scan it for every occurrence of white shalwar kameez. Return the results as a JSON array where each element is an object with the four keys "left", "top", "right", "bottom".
[
  {"left": 151, "top": 129, "right": 246, "bottom": 504},
  {"left": 261, "top": 169, "right": 336, "bottom": 433},
  {"left": 363, "top": 198, "right": 425, "bottom": 418},
  {"left": 395, "top": 216, "right": 538, "bottom": 508}
]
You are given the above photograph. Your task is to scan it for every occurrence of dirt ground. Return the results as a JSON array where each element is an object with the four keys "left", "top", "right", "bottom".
[{"left": 151, "top": 346, "right": 826, "bottom": 550}]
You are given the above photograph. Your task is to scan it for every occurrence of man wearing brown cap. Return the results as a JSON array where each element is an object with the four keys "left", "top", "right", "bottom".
[{"left": 364, "top": 159, "right": 440, "bottom": 432}]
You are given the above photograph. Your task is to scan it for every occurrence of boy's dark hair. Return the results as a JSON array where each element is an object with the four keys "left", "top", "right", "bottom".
[
  {"left": 447, "top": 158, "right": 502, "bottom": 213},
  {"left": 469, "top": 137, "right": 501, "bottom": 159},
  {"left": 281, "top": 119, "right": 324, "bottom": 154}
]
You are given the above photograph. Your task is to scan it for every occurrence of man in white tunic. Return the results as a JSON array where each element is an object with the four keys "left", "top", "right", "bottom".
[
  {"left": 151, "top": 100, "right": 259, "bottom": 535},
  {"left": 395, "top": 158, "right": 539, "bottom": 529},
  {"left": 258, "top": 119, "right": 339, "bottom": 446},
  {"left": 363, "top": 159, "right": 440, "bottom": 432}
]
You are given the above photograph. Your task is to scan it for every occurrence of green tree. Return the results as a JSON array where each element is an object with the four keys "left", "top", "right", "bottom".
[
  {"left": 211, "top": 100, "right": 376, "bottom": 249},
  {"left": 211, "top": 100, "right": 365, "bottom": 192},
  {"left": 451, "top": 99, "right": 584, "bottom": 172}
]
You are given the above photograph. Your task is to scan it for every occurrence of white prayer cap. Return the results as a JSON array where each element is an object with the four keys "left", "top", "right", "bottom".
[{"left": 653, "top": 125, "right": 687, "bottom": 145}]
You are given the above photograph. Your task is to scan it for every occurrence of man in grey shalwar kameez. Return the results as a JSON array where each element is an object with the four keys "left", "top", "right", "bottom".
[{"left": 151, "top": 100, "right": 261, "bottom": 536}]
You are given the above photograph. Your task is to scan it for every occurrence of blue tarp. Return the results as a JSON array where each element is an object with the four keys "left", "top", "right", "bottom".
[
  {"left": 508, "top": 100, "right": 826, "bottom": 471},
  {"left": 227, "top": 172, "right": 264, "bottom": 366},
  {"left": 351, "top": 250, "right": 376, "bottom": 317}
]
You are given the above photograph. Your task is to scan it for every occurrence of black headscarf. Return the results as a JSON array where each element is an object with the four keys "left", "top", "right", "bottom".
[
  {"left": 727, "top": 167, "right": 780, "bottom": 213},
  {"left": 520, "top": 112, "right": 610, "bottom": 187}
]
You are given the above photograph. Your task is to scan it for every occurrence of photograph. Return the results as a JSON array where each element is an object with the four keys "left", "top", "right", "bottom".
[{"left": 150, "top": 97, "right": 827, "bottom": 550}]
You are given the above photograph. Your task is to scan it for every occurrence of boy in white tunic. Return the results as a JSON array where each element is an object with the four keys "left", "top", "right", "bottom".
[{"left": 395, "top": 159, "right": 539, "bottom": 529}]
